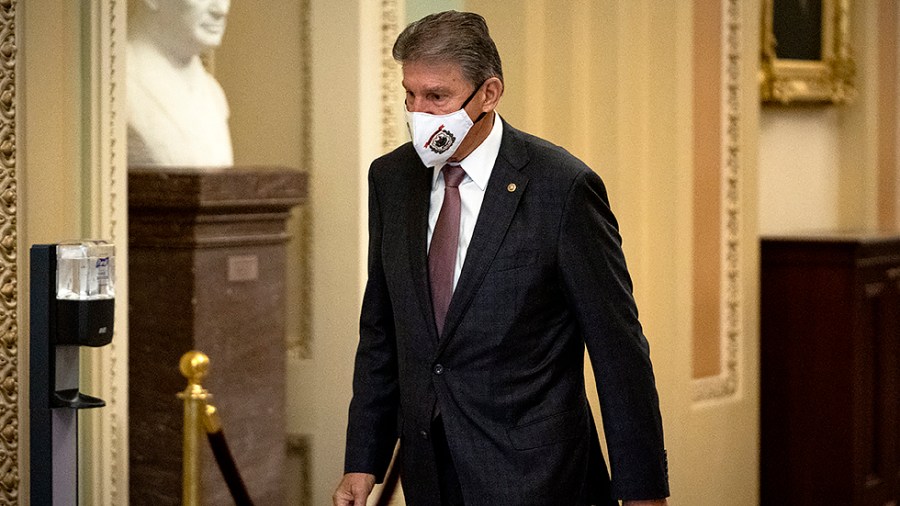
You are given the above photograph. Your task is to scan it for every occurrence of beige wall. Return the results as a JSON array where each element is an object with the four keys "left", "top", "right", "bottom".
[
  {"left": 759, "top": 108, "right": 843, "bottom": 233},
  {"left": 301, "top": 0, "right": 366, "bottom": 500},
  {"left": 759, "top": 0, "right": 899, "bottom": 235},
  {"left": 20, "top": 2, "right": 85, "bottom": 245},
  {"left": 19, "top": 1, "right": 87, "bottom": 500},
  {"left": 215, "top": 2, "right": 308, "bottom": 168},
  {"left": 462, "top": 1, "right": 761, "bottom": 504}
]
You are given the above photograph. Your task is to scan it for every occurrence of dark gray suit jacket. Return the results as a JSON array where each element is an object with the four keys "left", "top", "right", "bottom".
[{"left": 344, "top": 120, "right": 668, "bottom": 505}]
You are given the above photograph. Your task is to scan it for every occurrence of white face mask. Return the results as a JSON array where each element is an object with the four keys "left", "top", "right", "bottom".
[{"left": 406, "top": 82, "right": 486, "bottom": 168}]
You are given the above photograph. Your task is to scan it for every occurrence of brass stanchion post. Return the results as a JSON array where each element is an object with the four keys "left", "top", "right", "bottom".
[{"left": 178, "top": 351, "right": 211, "bottom": 506}]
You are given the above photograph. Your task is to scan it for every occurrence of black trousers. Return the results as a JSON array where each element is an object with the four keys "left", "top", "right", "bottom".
[{"left": 432, "top": 416, "right": 465, "bottom": 506}]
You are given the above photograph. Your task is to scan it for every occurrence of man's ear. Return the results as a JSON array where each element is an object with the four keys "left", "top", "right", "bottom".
[{"left": 481, "top": 77, "right": 504, "bottom": 111}]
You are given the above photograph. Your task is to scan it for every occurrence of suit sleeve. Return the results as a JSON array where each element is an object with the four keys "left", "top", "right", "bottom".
[
  {"left": 557, "top": 169, "right": 669, "bottom": 500},
  {"left": 343, "top": 168, "right": 400, "bottom": 482}
]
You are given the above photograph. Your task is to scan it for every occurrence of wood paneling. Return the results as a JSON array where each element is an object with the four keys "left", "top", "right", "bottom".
[{"left": 761, "top": 233, "right": 900, "bottom": 505}]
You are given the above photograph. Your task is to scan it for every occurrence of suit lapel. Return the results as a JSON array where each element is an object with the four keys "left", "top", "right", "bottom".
[
  {"left": 405, "top": 161, "right": 440, "bottom": 343},
  {"left": 437, "top": 122, "right": 530, "bottom": 354}
]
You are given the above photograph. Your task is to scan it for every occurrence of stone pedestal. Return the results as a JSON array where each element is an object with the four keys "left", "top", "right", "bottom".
[{"left": 128, "top": 167, "right": 307, "bottom": 505}]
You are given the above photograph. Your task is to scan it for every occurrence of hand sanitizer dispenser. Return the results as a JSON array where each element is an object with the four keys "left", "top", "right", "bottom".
[
  {"left": 30, "top": 241, "right": 116, "bottom": 505},
  {"left": 55, "top": 241, "right": 115, "bottom": 346}
]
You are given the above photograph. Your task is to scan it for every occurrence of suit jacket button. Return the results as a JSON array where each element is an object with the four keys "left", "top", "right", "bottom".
[
  {"left": 433, "top": 364, "right": 444, "bottom": 375},
  {"left": 420, "top": 430, "right": 429, "bottom": 440}
]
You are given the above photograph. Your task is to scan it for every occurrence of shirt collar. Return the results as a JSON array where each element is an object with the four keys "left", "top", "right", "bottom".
[{"left": 432, "top": 113, "right": 504, "bottom": 191}]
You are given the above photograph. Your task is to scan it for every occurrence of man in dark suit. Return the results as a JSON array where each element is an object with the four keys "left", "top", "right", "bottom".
[{"left": 334, "top": 10, "right": 669, "bottom": 506}]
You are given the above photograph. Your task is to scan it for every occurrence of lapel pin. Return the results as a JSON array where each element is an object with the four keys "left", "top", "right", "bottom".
[{"left": 507, "top": 183, "right": 517, "bottom": 193}]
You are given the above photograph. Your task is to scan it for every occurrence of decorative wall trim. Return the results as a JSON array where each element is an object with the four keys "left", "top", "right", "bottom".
[
  {"left": 103, "top": 2, "right": 127, "bottom": 501},
  {"left": 380, "top": 0, "right": 403, "bottom": 152},
  {"left": 84, "top": 0, "right": 129, "bottom": 503},
  {"left": 287, "top": 0, "right": 313, "bottom": 360},
  {"left": 692, "top": 0, "right": 743, "bottom": 403},
  {"left": 287, "top": 433, "right": 312, "bottom": 506},
  {"left": 0, "top": 0, "right": 18, "bottom": 502},
  {"left": 299, "top": 0, "right": 312, "bottom": 175}
]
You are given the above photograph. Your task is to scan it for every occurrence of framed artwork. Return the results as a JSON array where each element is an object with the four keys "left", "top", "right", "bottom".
[{"left": 759, "top": 0, "right": 855, "bottom": 104}]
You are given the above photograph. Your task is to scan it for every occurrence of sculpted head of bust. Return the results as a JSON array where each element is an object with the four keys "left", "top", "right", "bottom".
[
  {"left": 127, "top": 0, "right": 235, "bottom": 168},
  {"left": 131, "top": 0, "right": 231, "bottom": 62}
]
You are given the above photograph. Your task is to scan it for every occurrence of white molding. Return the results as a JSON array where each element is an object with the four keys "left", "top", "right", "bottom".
[
  {"left": 380, "top": 0, "right": 404, "bottom": 153},
  {"left": 81, "top": 1, "right": 129, "bottom": 504},
  {"left": 692, "top": 0, "right": 743, "bottom": 403}
]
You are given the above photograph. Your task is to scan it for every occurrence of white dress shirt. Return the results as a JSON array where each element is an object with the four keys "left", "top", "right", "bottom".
[{"left": 426, "top": 113, "right": 504, "bottom": 291}]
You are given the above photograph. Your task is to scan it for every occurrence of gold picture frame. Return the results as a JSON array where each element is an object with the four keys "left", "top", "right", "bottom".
[{"left": 759, "top": 0, "right": 855, "bottom": 104}]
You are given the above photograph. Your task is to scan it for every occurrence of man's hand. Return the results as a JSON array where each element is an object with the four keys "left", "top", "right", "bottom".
[
  {"left": 623, "top": 500, "right": 668, "bottom": 506},
  {"left": 333, "top": 472, "right": 376, "bottom": 506}
]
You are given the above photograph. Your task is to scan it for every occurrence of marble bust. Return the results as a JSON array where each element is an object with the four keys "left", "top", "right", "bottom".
[{"left": 127, "top": 0, "right": 234, "bottom": 168}]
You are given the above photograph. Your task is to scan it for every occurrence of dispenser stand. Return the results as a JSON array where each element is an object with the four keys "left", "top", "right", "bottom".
[{"left": 30, "top": 244, "right": 111, "bottom": 505}]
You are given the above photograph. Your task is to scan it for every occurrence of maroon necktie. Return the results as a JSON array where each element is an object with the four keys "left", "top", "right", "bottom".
[{"left": 429, "top": 164, "right": 466, "bottom": 336}]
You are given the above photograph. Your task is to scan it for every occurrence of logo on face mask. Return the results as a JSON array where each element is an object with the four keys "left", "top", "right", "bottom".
[
  {"left": 405, "top": 80, "right": 489, "bottom": 168},
  {"left": 425, "top": 126, "right": 456, "bottom": 154}
]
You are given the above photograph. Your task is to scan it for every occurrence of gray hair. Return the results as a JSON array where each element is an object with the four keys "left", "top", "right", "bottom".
[{"left": 393, "top": 10, "right": 504, "bottom": 87}]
